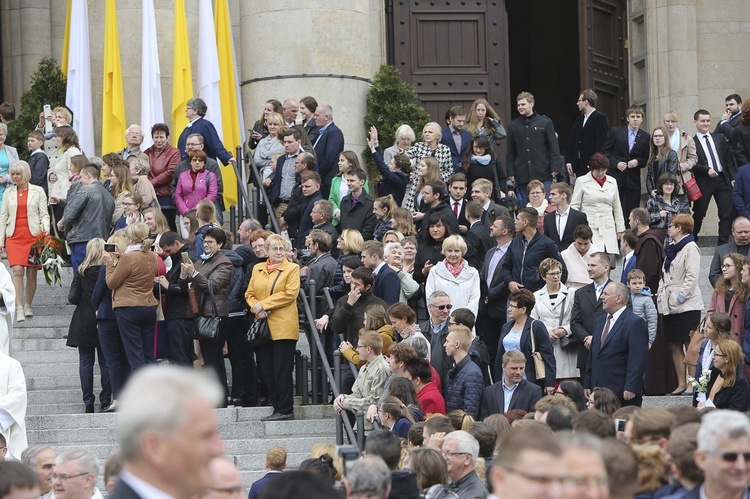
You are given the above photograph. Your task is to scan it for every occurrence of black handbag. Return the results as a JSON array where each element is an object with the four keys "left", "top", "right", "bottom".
[
  {"left": 245, "top": 271, "right": 282, "bottom": 347},
  {"left": 556, "top": 294, "right": 578, "bottom": 350},
  {"left": 193, "top": 281, "right": 222, "bottom": 340}
]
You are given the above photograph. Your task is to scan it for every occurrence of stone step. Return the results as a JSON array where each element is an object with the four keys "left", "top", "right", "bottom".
[
  {"left": 14, "top": 314, "right": 73, "bottom": 329},
  {"left": 15, "top": 348, "right": 76, "bottom": 364},
  {"left": 19, "top": 305, "right": 73, "bottom": 316},
  {"left": 13, "top": 326, "right": 67, "bottom": 339},
  {"left": 27, "top": 375, "right": 101, "bottom": 391},
  {"left": 12, "top": 338, "right": 74, "bottom": 352},
  {"left": 642, "top": 395, "right": 693, "bottom": 409}
]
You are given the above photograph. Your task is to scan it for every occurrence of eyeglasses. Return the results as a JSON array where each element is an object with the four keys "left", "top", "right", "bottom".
[
  {"left": 430, "top": 304, "right": 453, "bottom": 311},
  {"left": 185, "top": 143, "right": 202, "bottom": 147},
  {"left": 722, "top": 264, "right": 735, "bottom": 269},
  {"left": 356, "top": 344, "right": 368, "bottom": 349},
  {"left": 122, "top": 202, "right": 137, "bottom": 206},
  {"left": 705, "top": 451, "right": 750, "bottom": 462},
  {"left": 529, "top": 191, "right": 544, "bottom": 196},
  {"left": 441, "top": 450, "right": 469, "bottom": 458},
  {"left": 269, "top": 247, "right": 286, "bottom": 253},
  {"left": 547, "top": 271, "right": 562, "bottom": 276},
  {"left": 50, "top": 473, "right": 89, "bottom": 482},
  {"left": 714, "top": 353, "right": 727, "bottom": 358},
  {"left": 653, "top": 134, "right": 665, "bottom": 138}
]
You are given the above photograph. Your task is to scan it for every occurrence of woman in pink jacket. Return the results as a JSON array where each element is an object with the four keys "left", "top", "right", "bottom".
[{"left": 174, "top": 150, "right": 218, "bottom": 215}]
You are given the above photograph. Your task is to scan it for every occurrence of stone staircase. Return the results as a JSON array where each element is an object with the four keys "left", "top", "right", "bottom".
[{"left": 11, "top": 264, "right": 336, "bottom": 487}]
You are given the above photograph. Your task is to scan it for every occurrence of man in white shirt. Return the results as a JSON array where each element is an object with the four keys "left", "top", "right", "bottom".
[{"left": 543, "top": 182, "right": 588, "bottom": 252}]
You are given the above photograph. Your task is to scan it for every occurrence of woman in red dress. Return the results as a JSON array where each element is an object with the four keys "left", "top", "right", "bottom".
[{"left": 0, "top": 160, "right": 50, "bottom": 321}]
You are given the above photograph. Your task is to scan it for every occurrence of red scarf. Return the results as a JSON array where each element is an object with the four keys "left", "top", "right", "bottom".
[
  {"left": 266, "top": 260, "right": 282, "bottom": 273},
  {"left": 593, "top": 174, "right": 606, "bottom": 187},
  {"left": 445, "top": 259, "right": 465, "bottom": 278},
  {"left": 189, "top": 169, "right": 199, "bottom": 190}
]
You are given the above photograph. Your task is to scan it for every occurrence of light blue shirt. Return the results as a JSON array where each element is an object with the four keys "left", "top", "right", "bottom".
[
  {"left": 502, "top": 374, "right": 519, "bottom": 413},
  {"left": 503, "top": 329, "right": 522, "bottom": 353},
  {"left": 432, "top": 319, "right": 449, "bottom": 337}
]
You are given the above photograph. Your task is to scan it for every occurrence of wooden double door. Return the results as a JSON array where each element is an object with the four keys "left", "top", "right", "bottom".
[{"left": 387, "top": 0, "right": 630, "bottom": 156}]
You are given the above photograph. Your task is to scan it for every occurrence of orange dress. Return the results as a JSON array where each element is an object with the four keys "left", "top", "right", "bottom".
[{"left": 7, "top": 189, "right": 36, "bottom": 267}]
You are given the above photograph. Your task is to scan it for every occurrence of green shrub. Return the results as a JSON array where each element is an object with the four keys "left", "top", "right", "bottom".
[
  {"left": 14, "top": 57, "right": 67, "bottom": 159},
  {"left": 363, "top": 65, "right": 430, "bottom": 187}
]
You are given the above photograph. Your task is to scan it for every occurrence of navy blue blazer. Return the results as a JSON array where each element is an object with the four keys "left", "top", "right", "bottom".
[
  {"left": 372, "top": 264, "right": 401, "bottom": 306},
  {"left": 295, "top": 191, "right": 324, "bottom": 251},
  {"left": 495, "top": 316, "right": 556, "bottom": 388},
  {"left": 269, "top": 153, "right": 301, "bottom": 206},
  {"left": 313, "top": 122, "right": 345, "bottom": 187},
  {"left": 91, "top": 265, "right": 115, "bottom": 320},
  {"left": 441, "top": 127, "right": 472, "bottom": 173},
  {"left": 584, "top": 307, "right": 649, "bottom": 396},
  {"left": 177, "top": 117, "right": 233, "bottom": 164}
]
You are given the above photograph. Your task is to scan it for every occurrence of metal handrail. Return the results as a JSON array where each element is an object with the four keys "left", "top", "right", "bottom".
[
  {"left": 232, "top": 146, "right": 253, "bottom": 220},
  {"left": 322, "top": 287, "right": 358, "bottom": 379},
  {"left": 299, "top": 287, "right": 362, "bottom": 448},
  {"left": 245, "top": 148, "right": 281, "bottom": 234}
]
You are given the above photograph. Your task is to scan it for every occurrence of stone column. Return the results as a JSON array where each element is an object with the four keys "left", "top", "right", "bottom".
[{"left": 239, "top": 0, "right": 386, "bottom": 161}]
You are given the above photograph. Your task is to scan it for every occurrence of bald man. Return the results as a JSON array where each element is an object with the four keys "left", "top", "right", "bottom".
[{"left": 203, "top": 459, "right": 244, "bottom": 499}]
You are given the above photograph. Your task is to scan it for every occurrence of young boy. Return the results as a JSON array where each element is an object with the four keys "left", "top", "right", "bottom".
[
  {"left": 627, "top": 268, "right": 657, "bottom": 348},
  {"left": 27, "top": 130, "right": 49, "bottom": 195}
]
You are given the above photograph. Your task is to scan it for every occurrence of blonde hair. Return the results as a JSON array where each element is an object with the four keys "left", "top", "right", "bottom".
[
  {"left": 79, "top": 238, "right": 105, "bottom": 275},
  {"left": 124, "top": 223, "right": 153, "bottom": 252},
  {"left": 9, "top": 161, "right": 31, "bottom": 184},
  {"left": 310, "top": 443, "right": 342, "bottom": 479},
  {"left": 340, "top": 228, "right": 364, "bottom": 254},
  {"left": 143, "top": 208, "right": 170, "bottom": 234},
  {"left": 441, "top": 234, "right": 467, "bottom": 256},
  {"left": 381, "top": 395, "right": 416, "bottom": 425},
  {"left": 448, "top": 324, "right": 472, "bottom": 351},
  {"left": 107, "top": 234, "right": 128, "bottom": 263}
]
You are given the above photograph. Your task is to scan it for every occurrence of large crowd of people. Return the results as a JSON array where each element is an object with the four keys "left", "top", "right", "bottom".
[{"left": 1, "top": 88, "right": 750, "bottom": 497}]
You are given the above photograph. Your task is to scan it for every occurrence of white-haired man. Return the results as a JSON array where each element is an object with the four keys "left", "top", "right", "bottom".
[
  {"left": 109, "top": 366, "right": 225, "bottom": 498},
  {"left": 119, "top": 125, "right": 147, "bottom": 164},
  {"left": 52, "top": 449, "right": 103, "bottom": 499},
  {"left": 442, "top": 430, "right": 486, "bottom": 498},
  {"left": 311, "top": 104, "right": 344, "bottom": 198}
]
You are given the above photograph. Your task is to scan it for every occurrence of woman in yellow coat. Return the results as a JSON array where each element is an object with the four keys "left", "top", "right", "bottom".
[{"left": 245, "top": 233, "right": 300, "bottom": 421}]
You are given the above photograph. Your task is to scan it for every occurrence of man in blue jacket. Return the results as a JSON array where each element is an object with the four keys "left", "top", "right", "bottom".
[
  {"left": 312, "top": 104, "right": 345, "bottom": 198},
  {"left": 444, "top": 324, "right": 484, "bottom": 419}
]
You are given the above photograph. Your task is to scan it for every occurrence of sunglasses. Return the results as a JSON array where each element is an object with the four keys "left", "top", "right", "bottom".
[
  {"left": 430, "top": 304, "right": 453, "bottom": 311},
  {"left": 706, "top": 451, "right": 750, "bottom": 462}
]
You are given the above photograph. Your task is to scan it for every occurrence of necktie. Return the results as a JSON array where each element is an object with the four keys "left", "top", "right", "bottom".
[
  {"left": 481, "top": 209, "right": 488, "bottom": 224},
  {"left": 628, "top": 130, "right": 636, "bottom": 152},
  {"left": 600, "top": 315, "right": 613, "bottom": 346},
  {"left": 704, "top": 135, "right": 721, "bottom": 172},
  {"left": 453, "top": 201, "right": 459, "bottom": 216}
]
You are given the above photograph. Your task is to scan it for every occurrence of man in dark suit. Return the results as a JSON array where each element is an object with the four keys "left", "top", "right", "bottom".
[
  {"left": 339, "top": 169, "right": 377, "bottom": 240},
  {"left": 109, "top": 366, "right": 225, "bottom": 499},
  {"left": 361, "top": 240, "right": 401, "bottom": 306},
  {"left": 715, "top": 93, "right": 743, "bottom": 142},
  {"left": 464, "top": 200, "right": 495, "bottom": 270},
  {"left": 693, "top": 109, "right": 737, "bottom": 245},
  {"left": 312, "top": 104, "right": 345, "bottom": 198},
  {"left": 448, "top": 173, "right": 471, "bottom": 234},
  {"left": 470, "top": 178, "right": 510, "bottom": 227},
  {"left": 440, "top": 106, "right": 471, "bottom": 173},
  {"left": 565, "top": 89, "right": 610, "bottom": 179},
  {"left": 480, "top": 350, "right": 542, "bottom": 418},
  {"left": 570, "top": 252, "right": 611, "bottom": 371},
  {"left": 268, "top": 129, "right": 305, "bottom": 219},
  {"left": 477, "top": 216, "right": 514, "bottom": 369},
  {"left": 602, "top": 106, "right": 651, "bottom": 217},
  {"left": 309, "top": 199, "right": 339, "bottom": 259},
  {"left": 544, "top": 182, "right": 588, "bottom": 252},
  {"left": 584, "top": 282, "right": 649, "bottom": 407},
  {"left": 709, "top": 216, "right": 750, "bottom": 287}
]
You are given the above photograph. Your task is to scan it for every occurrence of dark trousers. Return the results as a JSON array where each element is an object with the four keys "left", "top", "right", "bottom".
[
  {"left": 198, "top": 318, "right": 230, "bottom": 399},
  {"left": 166, "top": 318, "right": 194, "bottom": 367},
  {"left": 619, "top": 395, "right": 643, "bottom": 408},
  {"left": 224, "top": 315, "right": 258, "bottom": 404},
  {"left": 70, "top": 242, "right": 87, "bottom": 272},
  {"left": 477, "top": 310, "right": 506, "bottom": 375},
  {"left": 97, "top": 319, "right": 130, "bottom": 399},
  {"left": 115, "top": 306, "right": 157, "bottom": 371},
  {"left": 256, "top": 339, "right": 296, "bottom": 415},
  {"left": 79, "top": 346, "right": 111, "bottom": 407},
  {"left": 619, "top": 183, "right": 641, "bottom": 221},
  {"left": 693, "top": 176, "right": 734, "bottom": 245}
]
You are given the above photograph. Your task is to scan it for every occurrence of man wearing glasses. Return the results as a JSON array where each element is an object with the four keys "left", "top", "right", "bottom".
[
  {"left": 52, "top": 448, "right": 103, "bottom": 499},
  {"left": 442, "top": 431, "right": 487, "bottom": 498},
  {"left": 420, "top": 291, "right": 453, "bottom": 393},
  {"left": 692, "top": 410, "right": 750, "bottom": 499}
]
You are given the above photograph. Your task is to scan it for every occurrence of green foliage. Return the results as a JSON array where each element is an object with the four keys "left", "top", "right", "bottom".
[
  {"left": 363, "top": 65, "right": 430, "bottom": 185},
  {"left": 15, "top": 57, "right": 67, "bottom": 159}
]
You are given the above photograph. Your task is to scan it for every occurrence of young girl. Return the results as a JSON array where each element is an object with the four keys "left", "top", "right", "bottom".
[
  {"left": 329, "top": 151, "right": 370, "bottom": 225},
  {"left": 379, "top": 396, "right": 415, "bottom": 438},
  {"left": 373, "top": 195, "right": 398, "bottom": 242},
  {"left": 315, "top": 256, "right": 363, "bottom": 331},
  {"left": 368, "top": 126, "right": 411, "bottom": 205},
  {"left": 113, "top": 192, "right": 144, "bottom": 231},
  {"left": 462, "top": 135, "right": 506, "bottom": 199},
  {"left": 402, "top": 157, "right": 441, "bottom": 213},
  {"left": 68, "top": 238, "right": 111, "bottom": 413},
  {"left": 466, "top": 98, "right": 506, "bottom": 142}
]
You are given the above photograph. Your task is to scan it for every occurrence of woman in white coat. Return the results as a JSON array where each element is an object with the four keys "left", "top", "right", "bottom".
[
  {"left": 47, "top": 126, "right": 81, "bottom": 231},
  {"left": 531, "top": 258, "right": 578, "bottom": 380},
  {"left": 425, "top": 235, "right": 480, "bottom": 318},
  {"left": 570, "top": 152, "right": 625, "bottom": 260}
]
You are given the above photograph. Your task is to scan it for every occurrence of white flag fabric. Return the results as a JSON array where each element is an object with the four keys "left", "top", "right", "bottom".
[
  {"left": 140, "top": 0, "right": 164, "bottom": 150},
  {"left": 65, "top": 0, "right": 95, "bottom": 156},
  {"left": 197, "top": 0, "right": 223, "bottom": 139}
]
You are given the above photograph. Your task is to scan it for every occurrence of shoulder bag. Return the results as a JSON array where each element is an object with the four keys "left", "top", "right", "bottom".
[
  {"left": 684, "top": 316, "right": 707, "bottom": 368},
  {"left": 246, "top": 271, "right": 282, "bottom": 347},
  {"left": 529, "top": 319, "right": 546, "bottom": 381},
  {"left": 193, "top": 280, "right": 221, "bottom": 340}
]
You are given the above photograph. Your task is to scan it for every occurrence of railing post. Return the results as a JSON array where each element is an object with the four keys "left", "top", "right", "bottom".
[
  {"left": 355, "top": 411, "right": 366, "bottom": 450},
  {"left": 251, "top": 186, "right": 260, "bottom": 221},
  {"left": 335, "top": 411, "right": 344, "bottom": 445},
  {"left": 229, "top": 205, "right": 236, "bottom": 237},
  {"left": 308, "top": 280, "right": 319, "bottom": 404},
  {"left": 333, "top": 350, "right": 342, "bottom": 395},
  {"left": 300, "top": 355, "right": 309, "bottom": 406},
  {"left": 295, "top": 350, "right": 303, "bottom": 397}
]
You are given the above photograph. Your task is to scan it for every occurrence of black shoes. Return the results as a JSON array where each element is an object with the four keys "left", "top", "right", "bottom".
[
  {"left": 261, "top": 413, "right": 294, "bottom": 421},
  {"left": 85, "top": 404, "right": 95, "bottom": 413}
]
